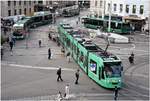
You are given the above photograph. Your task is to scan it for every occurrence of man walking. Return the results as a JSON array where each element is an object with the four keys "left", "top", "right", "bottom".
[
  {"left": 114, "top": 86, "right": 118, "bottom": 100},
  {"left": 9, "top": 41, "right": 13, "bottom": 51},
  {"left": 48, "top": 48, "right": 51, "bottom": 59},
  {"left": 57, "top": 68, "right": 63, "bottom": 82},
  {"left": 75, "top": 69, "right": 80, "bottom": 84},
  {"left": 38, "top": 39, "right": 41, "bottom": 47}
]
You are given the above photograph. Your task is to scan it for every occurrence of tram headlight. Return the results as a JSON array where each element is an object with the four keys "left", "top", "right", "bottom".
[{"left": 118, "top": 79, "right": 121, "bottom": 82}]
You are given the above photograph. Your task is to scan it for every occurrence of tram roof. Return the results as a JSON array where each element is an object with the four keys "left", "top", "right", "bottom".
[
  {"left": 82, "top": 16, "right": 123, "bottom": 23},
  {"left": 13, "top": 17, "right": 30, "bottom": 27}
]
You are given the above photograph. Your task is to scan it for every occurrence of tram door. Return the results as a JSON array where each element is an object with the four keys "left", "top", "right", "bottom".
[{"left": 99, "top": 68, "right": 101, "bottom": 80}]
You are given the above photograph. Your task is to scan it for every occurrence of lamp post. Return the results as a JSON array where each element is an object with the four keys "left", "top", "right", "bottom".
[{"left": 108, "top": 0, "right": 112, "bottom": 32}]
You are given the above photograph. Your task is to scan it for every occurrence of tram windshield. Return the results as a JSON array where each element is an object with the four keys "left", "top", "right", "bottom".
[{"left": 104, "top": 62, "right": 123, "bottom": 78}]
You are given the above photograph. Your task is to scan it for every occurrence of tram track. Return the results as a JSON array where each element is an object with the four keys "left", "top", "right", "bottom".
[{"left": 121, "top": 61, "right": 149, "bottom": 100}]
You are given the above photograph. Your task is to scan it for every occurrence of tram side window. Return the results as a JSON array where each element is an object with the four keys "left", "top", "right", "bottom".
[
  {"left": 79, "top": 51, "right": 84, "bottom": 63},
  {"left": 90, "top": 59, "right": 97, "bottom": 74},
  {"left": 66, "top": 38, "right": 70, "bottom": 47},
  {"left": 34, "top": 16, "right": 42, "bottom": 22}
]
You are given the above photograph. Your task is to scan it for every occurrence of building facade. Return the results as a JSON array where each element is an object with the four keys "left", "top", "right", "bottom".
[
  {"left": 90, "top": 0, "right": 150, "bottom": 31},
  {"left": 90, "top": 0, "right": 149, "bottom": 18},
  {"left": 1, "top": 1, "right": 38, "bottom": 17}
]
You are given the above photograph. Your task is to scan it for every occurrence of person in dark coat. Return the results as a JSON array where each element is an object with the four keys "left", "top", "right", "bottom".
[
  {"left": 9, "top": 41, "right": 13, "bottom": 51},
  {"left": 114, "top": 86, "right": 118, "bottom": 100},
  {"left": 75, "top": 69, "right": 80, "bottom": 84},
  {"left": 129, "top": 52, "right": 134, "bottom": 64},
  {"left": 48, "top": 48, "right": 51, "bottom": 59},
  {"left": 57, "top": 68, "right": 63, "bottom": 82},
  {"left": 38, "top": 40, "right": 41, "bottom": 47}
]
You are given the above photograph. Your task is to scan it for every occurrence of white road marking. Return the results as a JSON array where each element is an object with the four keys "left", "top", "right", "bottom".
[{"left": 2, "top": 63, "right": 75, "bottom": 71}]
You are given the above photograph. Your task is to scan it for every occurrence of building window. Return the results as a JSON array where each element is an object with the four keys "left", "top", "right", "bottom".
[
  {"left": 114, "top": 4, "right": 117, "bottom": 11},
  {"left": 8, "top": 1, "right": 11, "bottom": 6},
  {"left": 14, "top": 1, "right": 16, "bottom": 6},
  {"left": 29, "top": 1, "right": 31, "bottom": 5},
  {"left": 132, "top": 5, "right": 136, "bottom": 13},
  {"left": 34, "top": 1, "right": 36, "bottom": 4},
  {"left": 126, "top": 5, "right": 129, "bottom": 13},
  {"left": 120, "top": 4, "right": 123, "bottom": 13},
  {"left": 49, "top": 1, "right": 52, "bottom": 4},
  {"left": 29, "top": 8, "right": 31, "bottom": 14},
  {"left": 95, "top": 0, "right": 97, "bottom": 7},
  {"left": 24, "top": 8, "right": 26, "bottom": 15},
  {"left": 24, "top": 1, "right": 26, "bottom": 5},
  {"left": 14, "top": 9, "right": 17, "bottom": 15},
  {"left": 8, "top": 10, "right": 11, "bottom": 16},
  {"left": 108, "top": 3, "right": 110, "bottom": 11},
  {"left": 19, "top": 9, "right": 22, "bottom": 15},
  {"left": 100, "top": 0, "right": 103, "bottom": 8},
  {"left": 19, "top": 1, "right": 21, "bottom": 5},
  {"left": 140, "top": 5, "right": 144, "bottom": 14}
]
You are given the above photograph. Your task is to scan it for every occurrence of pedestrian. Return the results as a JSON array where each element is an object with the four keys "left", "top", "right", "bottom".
[
  {"left": 76, "top": 21, "right": 78, "bottom": 25},
  {"left": 114, "top": 86, "right": 118, "bottom": 100},
  {"left": 57, "top": 91, "right": 63, "bottom": 101},
  {"left": 9, "top": 41, "right": 13, "bottom": 51},
  {"left": 75, "top": 69, "right": 80, "bottom": 84},
  {"left": 66, "top": 52, "right": 71, "bottom": 63},
  {"left": 78, "top": 17, "right": 80, "bottom": 22},
  {"left": 12, "top": 37, "right": 16, "bottom": 46},
  {"left": 48, "top": 33, "right": 51, "bottom": 40},
  {"left": 48, "top": 48, "right": 51, "bottom": 59},
  {"left": 128, "top": 52, "right": 134, "bottom": 64},
  {"left": 38, "top": 40, "right": 41, "bottom": 47},
  {"left": 1, "top": 46, "right": 4, "bottom": 59},
  {"left": 64, "top": 84, "right": 70, "bottom": 99},
  {"left": 57, "top": 68, "right": 63, "bottom": 82}
]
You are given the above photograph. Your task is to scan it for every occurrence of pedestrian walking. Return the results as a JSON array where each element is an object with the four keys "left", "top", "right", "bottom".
[
  {"left": 64, "top": 84, "right": 70, "bottom": 99},
  {"left": 12, "top": 37, "right": 16, "bottom": 46},
  {"left": 78, "top": 17, "right": 80, "bottom": 22},
  {"left": 1, "top": 46, "right": 4, "bottom": 59},
  {"left": 38, "top": 40, "right": 41, "bottom": 47},
  {"left": 66, "top": 52, "right": 71, "bottom": 63},
  {"left": 75, "top": 69, "right": 80, "bottom": 84},
  {"left": 57, "top": 68, "right": 63, "bottom": 82},
  {"left": 128, "top": 52, "right": 134, "bottom": 64},
  {"left": 76, "top": 21, "right": 78, "bottom": 25},
  {"left": 9, "top": 41, "right": 13, "bottom": 51},
  {"left": 48, "top": 48, "right": 51, "bottom": 59},
  {"left": 114, "top": 86, "right": 118, "bottom": 100}
]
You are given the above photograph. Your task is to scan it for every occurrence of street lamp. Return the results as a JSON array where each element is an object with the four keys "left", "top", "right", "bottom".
[{"left": 108, "top": 0, "right": 112, "bottom": 32}]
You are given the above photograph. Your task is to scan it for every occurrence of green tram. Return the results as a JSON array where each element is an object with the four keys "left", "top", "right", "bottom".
[
  {"left": 82, "top": 16, "right": 132, "bottom": 34},
  {"left": 58, "top": 23, "right": 123, "bottom": 88},
  {"left": 30, "top": 12, "right": 53, "bottom": 28}
]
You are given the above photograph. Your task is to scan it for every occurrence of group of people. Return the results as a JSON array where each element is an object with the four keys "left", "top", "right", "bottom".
[
  {"left": 56, "top": 68, "right": 80, "bottom": 100},
  {"left": 57, "top": 68, "right": 80, "bottom": 85}
]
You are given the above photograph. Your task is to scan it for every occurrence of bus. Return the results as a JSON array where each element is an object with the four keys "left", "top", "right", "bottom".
[
  {"left": 82, "top": 16, "right": 132, "bottom": 34},
  {"left": 58, "top": 23, "right": 123, "bottom": 88},
  {"left": 30, "top": 12, "right": 53, "bottom": 28},
  {"left": 12, "top": 17, "right": 31, "bottom": 39},
  {"left": 62, "top": 6, "right": 80, "bottom": 17}
]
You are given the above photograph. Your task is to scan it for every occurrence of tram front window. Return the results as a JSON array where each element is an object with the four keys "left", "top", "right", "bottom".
[{"left": 104, "top": 62, "right": 122, "bottom": 78}]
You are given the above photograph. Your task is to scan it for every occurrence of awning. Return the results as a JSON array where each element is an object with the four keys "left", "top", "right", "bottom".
[{"left": 123, "top": 16, "right": 145, "bottom": 20}]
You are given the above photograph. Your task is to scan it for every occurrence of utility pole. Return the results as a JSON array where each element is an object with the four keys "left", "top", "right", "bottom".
[{"left": 108, "top": 0, "right": 112, "bottom": 32}]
